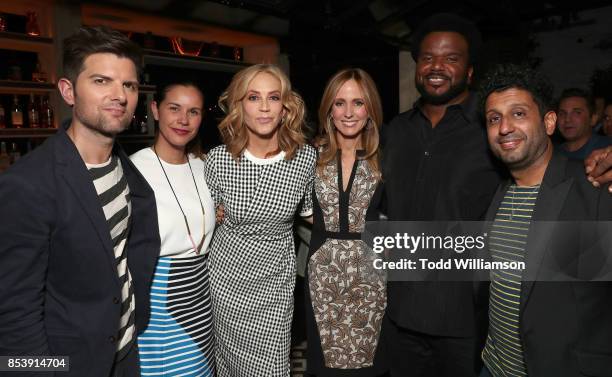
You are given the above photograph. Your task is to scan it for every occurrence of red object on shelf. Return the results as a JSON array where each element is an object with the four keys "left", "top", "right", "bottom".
[
  {"left": 26, "top": 11, "right": 40, "bottom": 36},
  {"left": 170, "top": 37, "right": 203, "bottom": 57}
]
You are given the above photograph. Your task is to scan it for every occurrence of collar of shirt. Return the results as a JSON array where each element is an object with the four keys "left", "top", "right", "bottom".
[{"left": 409, "top": 92, "right": 480, "bottom": 127}]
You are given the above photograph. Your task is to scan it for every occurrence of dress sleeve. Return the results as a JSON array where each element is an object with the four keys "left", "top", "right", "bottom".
[
  {"left": 299, "top": 150, "right": 316, "bottom": 217},
  {"left": 203, "top": 152, "right": 222, "bottom": 208}
]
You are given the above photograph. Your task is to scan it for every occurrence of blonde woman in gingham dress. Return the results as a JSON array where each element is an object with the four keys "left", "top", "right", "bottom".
[{"left": 204, "top": 64, "right": 316, "bottom": 377}]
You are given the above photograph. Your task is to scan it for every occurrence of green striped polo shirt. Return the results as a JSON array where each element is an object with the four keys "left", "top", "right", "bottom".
[{"left": 482, "top": 184, "right": 540, "bottom": 377}]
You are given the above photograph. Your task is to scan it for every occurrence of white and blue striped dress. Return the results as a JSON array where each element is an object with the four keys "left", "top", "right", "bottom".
[{"left": 131, "top": 148, "right": 216, "bottom": 376}]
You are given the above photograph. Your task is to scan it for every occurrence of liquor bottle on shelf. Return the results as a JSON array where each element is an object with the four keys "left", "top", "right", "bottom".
[
  {"left": 0, "top": 142, "right": 10, "bottom": 172},
  {"left": 31, "top": 59, "right": 48, "bottom": 82},
  {"left": 7, "top": 53, "right": 22, "bottom": 81},
  {"left": 26, "top": 11, "right": 40, "bottom": 36},
  {"left": 9, "top": 142, "right": 20, "bottom": 164},
  {"left": 139, "top": 100, "right": 148, "bottom": 134},
  {"left": 0, "top": 13, "right": 7, "bottom": 32},
  {"left": 130, "top": 113, "right": 139, "bottom": 134},
  {"left": 40, "top": 95, "right": 54, "bottom": 128},
  {"left": 233, "top": 47, "right": 242, "bottom": 61},
  {"left": 0, "top": 102, "right": 6, "bottom": 129},
  {"left": 28, "top": 94, "right": 40, "bottom": 128},
  {"left": 144, "top": 31, "right": 155, "bottom": 49},
  {"left": 11, "top": 95, "right": 24, "bottom": 128}
]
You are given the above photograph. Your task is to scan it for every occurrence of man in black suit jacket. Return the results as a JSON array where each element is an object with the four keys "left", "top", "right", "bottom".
[
  {"left": 479, "top": 64, "right": 612, "bottom": 376},
  {"left": 0, "top": 26, "right": 160, "bottom": 376}
]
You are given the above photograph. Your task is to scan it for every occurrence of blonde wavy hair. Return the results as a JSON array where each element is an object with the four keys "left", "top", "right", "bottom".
[
  {"left": 317, "top": 68, "right": 383, "bottom": 179},
  {"left": 218, "top": 64, "right": 306, "bottom": 160}
]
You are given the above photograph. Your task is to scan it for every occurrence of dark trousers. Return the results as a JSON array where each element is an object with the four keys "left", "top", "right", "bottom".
[
  {"left": 110, "top": 343, "right": 140, "bottom": 377},
  {"left": 383, "top": 315, "right": 479, "bottom": 377}
]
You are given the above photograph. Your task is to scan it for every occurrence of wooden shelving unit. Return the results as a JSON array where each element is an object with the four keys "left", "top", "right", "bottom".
[
  {"left": 0, "top": 31, "right": 53, "bottom": 45},
  {"left": 0, "top": 128, "right": 57, "bottom": 138},
  {"left": 0, "top": 80, "right": 56, "bottom": 93},
  {"left": 0, "top": 1, "right": 280, "bottom": 165},
  {"left": 0, "top": 0, "right": 59, "bottom": 141}
]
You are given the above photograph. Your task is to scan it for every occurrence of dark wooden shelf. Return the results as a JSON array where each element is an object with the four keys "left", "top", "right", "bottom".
[
  {"left": 139, "top": 84, "right": 156, "bottom": 94},
  {"left": 0, "top": 80, "right": 56, "bottom": 93},
  {"left": 0, "top": 128, "right": 58, "bottom": 138},
  {"left": 143, "top": 49, "right": 248, "bottom": 73},
  {"left": 0, "top": 31, "right": 53, "bottom": 45}
]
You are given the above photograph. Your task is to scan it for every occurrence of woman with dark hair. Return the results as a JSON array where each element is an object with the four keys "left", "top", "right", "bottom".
[
  {"left": 204, "top": 64, "right": 316, "bottom": 376},
  {"left": 130, "top": 81, "right": 216, "bottom": 376},
  {"left": 306, "top": 68, "right": 387, "bottom": 376}
]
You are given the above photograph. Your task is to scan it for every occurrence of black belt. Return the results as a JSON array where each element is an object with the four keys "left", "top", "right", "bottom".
[{"left": 323, "top": 231, "right": 361, "bottom": 241}]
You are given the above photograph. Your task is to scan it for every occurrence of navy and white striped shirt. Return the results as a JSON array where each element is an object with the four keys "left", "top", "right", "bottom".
[{"left": 87, "top": 155, "right": 135, "bottom": 360}]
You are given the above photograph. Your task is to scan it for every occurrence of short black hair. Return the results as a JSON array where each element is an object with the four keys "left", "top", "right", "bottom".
[
  {"left": 62, "top": 26, "right": 142, "bottom": 83},
  {"left": 557, "top": 88, "right": 595, "bottom": 115},
  {"left": 410, "top": 13, "right": 482, "bottom": 65},
  {"left": 479, "top": 63, "right": 554, "bottom": 118}
]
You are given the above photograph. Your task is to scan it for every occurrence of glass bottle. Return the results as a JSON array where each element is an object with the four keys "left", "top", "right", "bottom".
[
  {"left": 9, "top": 142, "right": 20, "bottom": 164},
  {"left": 31, "top": 59, "right": 47, "bottom": 82},
  {"left": 0, "top": 142, "right": 10, "bottom": 172},
  {"left": 0, "top": 13, "right": 7, "bottom": 32},
  {"left": 11, "top": 95, "right": 23, "bottom": 128},
  {"left": 26, "top": 11, "right": 40, "bottom": 36},
  {"left": 28, "top": 94, "right": 40, "bottom": 128},
  {"left": 233, "top": 47, "right": 242, "bottom": 61},
  {"left": 144, "top": 31, "right": 155, "bottom": 49},
  {"left": 139, "top": 101, "right": 148, "bottom": 134},
  {"left": 40, "top": 95, "right": 54, "bottom": 128},
  {"left": 7, "top": 53, "right": 22, "bottom": 81},
  {"left": 0, "top": 102, "right": 6, "bottom": 129}
]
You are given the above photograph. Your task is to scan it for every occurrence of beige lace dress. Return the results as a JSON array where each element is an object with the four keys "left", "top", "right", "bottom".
[{"left": 305, "top": 152, "right": 387, "bottom": 377}]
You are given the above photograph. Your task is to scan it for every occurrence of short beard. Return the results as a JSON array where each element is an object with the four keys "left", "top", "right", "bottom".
[
  {"left": 74, "top": 107, "right": 128, "bottom": 138},
  {"left": 73, "top": 91, "right": 131, "bottom": 138},
  {"left": 416, "top": 75, "right": 470, "bottom": 105}
]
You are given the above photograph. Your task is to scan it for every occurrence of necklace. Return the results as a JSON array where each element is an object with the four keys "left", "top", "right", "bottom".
[
  {"left": 510, "top": 184, "right": 540, "bottom": 220},
  {"left": 153, "top": 146, "right": 206, "bottom": 254}
]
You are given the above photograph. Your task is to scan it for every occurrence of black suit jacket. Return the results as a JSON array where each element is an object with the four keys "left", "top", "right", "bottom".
[
  {"left": 0, "top": 124, "right": 160, "bottom": 376},
  {"left": 483, "top": 152, "right": 612, "bottom": 377}
]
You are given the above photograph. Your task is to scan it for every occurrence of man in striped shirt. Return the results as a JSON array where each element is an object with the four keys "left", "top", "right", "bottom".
[
  {"left": 0, "top": 26, "right": 159, "bottom": 376},
  {"left": 478, "top": 63, "right": 612, "bottom": 377}
]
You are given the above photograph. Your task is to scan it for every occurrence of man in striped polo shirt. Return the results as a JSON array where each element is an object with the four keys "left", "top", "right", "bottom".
[
  {"left": 478, "top": 63, "right": 612, "bottom": 377},
  {"left": 0, "top": 27, "right": 159, "bottom": 376}
]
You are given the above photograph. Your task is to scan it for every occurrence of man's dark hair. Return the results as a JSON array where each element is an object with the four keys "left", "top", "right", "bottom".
[
  {"left": 479, "top": 63, "right": 554, "bottom": 118},
  {"left": 557, "top": 87, "right": 595, "bottom": 115},
  {"left": 410, "top": 13, "right": 482, "bottom": 65},
  {"left": 62, "top": 26, "right": 142, "bottom": 83}
]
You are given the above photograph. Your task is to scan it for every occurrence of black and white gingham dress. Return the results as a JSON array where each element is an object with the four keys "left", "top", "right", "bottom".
[{"left": 204, "top": 144, "right": 316, "bottom": 377}]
